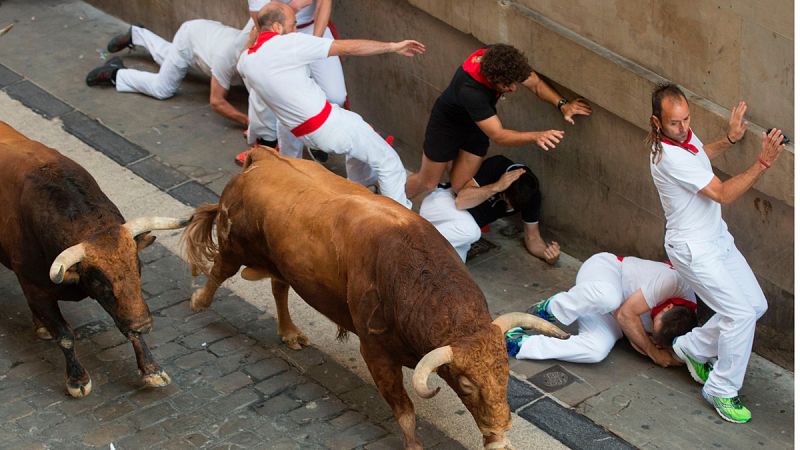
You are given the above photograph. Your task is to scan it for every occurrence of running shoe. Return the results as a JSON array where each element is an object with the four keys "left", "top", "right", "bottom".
[
  {"left": 525, "top": 295, "right": 556, "bottom": 323},
  {"left": 504, "top": 327, "right": 527, "bottom": 358},
  {"left": 672, "top": 340, "right": 713, "bottom": 385},
  {"left": 702, "top": 391, "right": 752, "bottom": 423}
]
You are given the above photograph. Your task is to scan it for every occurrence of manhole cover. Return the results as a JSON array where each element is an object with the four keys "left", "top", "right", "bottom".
[
  {"left": 527, "top": 365, "right": 577, "bottom": 393},
  {"left": 466, "top": 238, "right": 498, "bottom": 261}
]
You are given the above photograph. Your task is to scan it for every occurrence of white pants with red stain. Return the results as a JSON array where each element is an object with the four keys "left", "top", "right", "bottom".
[
  {"left": 277, "top": 24, "right": 347, "bottom": 156},
  {"left": 418, "top": 188, "right": 481, "bottom": 262},
  {"left": 516, "top": 253, "right": 624, "bottom": 363},
  {"left": 300, "top": 105, "right": 411, "bottom": 209},
  {"left": 115, "top": 25, "right": 194, "bottom": 100},
  {"left": 667, "top": 231, "right": 767, "bottom": 398}
]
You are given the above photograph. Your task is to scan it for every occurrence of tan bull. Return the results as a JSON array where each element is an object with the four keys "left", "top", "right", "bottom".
[{"left": 182, "top": 147, "right": 567, "bottom": 449}]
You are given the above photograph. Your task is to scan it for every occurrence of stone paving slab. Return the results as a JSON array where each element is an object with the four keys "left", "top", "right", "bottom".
[{"left": 4, "top": 80, "right": 74, "bottom": 119}]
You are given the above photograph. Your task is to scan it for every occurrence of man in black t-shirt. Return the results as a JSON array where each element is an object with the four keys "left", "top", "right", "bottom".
[
  {"left": 419, "top": 155, "right": 560, "bottom": 264},
  {"left": 405, "top": 44, "right": 592, "bottom": 199}
]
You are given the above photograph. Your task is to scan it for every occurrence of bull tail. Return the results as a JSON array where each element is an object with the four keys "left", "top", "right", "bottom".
[{"left": 181, "top": 203, "right": 220, "bottom": 277}]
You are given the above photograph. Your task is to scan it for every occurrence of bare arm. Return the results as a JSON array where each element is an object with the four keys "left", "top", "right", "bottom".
[
  {"left": 699, "top": 128, "right": 785, "bottom": 204},
  {"left": 614, "top": 290, "right": 681, "bottom": 367},
  {"left": 209, "top": 77, "right": 248, "bottom": 127},
  {"left": 523, "top": 222, "right": 560, "bottom": 265},
  {"left": 312, "top": 0, "right": 332, "bottom": 37},
  {"left": 521, "top": 71, "right": 592, "bottom": 124},
  {"left": 454, "top": 170, "right": 524, "bottom": 210},
  {"left": 705, "top": 101, "right": 748, "bottom": 159},
  {"left": 475, "top": 115, "right": 564, "bottom": 149},
  {"left": 329, "top": 39, "right": 425, "bottom": 57}
]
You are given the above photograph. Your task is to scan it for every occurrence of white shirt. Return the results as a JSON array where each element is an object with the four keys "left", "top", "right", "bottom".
[
  {"left": 650, "top": 131, "right": 727, "bottom": 243},
  {"left": 621, "top": 256, "right": 696, "bottom": 331},
  {"left": 185, "top": 20, "right": 249, "bottom": 90},
  {"left": 250, "top": 0, "right": 316, "bottom": 25},
  {"left": 237, "top": 32, "right": 333, "bottom": 129}
]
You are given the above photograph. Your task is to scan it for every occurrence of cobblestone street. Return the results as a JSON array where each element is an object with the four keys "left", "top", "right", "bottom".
[{"left": 0, "top": 244, "right": 460, "bottom": 449}]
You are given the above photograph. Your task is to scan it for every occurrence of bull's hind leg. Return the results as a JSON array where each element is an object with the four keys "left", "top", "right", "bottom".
[
  {"left": 360, "top": 341, "right": 422, "bottom": 449},
  {"left": 272, "top": 279, "right": 309, "bottom": 350},
  {"left": 23, "top": 287, "right": 91, "bottom": 398},
  {"left": 32, "top": 315, "right": 53, "bottom": 340},
  {"left": 190, "top": 254, "right": 240, "bottom": 312}
]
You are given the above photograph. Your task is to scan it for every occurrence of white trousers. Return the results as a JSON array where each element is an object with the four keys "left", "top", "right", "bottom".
[
  {"left": 418, "top": 188, "right": 481, "bottom": 262},
  {"left": 276, "top": 25, "right": 347, "bottom": 156},
  {"left": 667, "top": 232, "right": 767, "bottom": 398},
  {"left": 115, "top": 25, "right": 194, "bottom": 100},
  {"left": 517, "top": 253, "right": 624, "bottom": 363},
  {"left": 302, "top": 106, "right": 411, "bottom": 208},
  {"left": 247, "top": 90, "right": 277, "bottom": 144}
]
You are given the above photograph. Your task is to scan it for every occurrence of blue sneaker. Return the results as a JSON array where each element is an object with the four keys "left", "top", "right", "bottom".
[
  {"left": 526, "top": 295, "right": 557, "bottom": 323},
  {"left": 505, "top": 327, "right": 528, "bottom": 358}
]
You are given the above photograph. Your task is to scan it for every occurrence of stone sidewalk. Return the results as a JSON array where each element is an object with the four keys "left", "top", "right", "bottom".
[
  {"left": 0, "top": 243, "right": 458, "bottom": 449},
  {"left": 0, "top": 0, "right": 794, "bottom": 449}
]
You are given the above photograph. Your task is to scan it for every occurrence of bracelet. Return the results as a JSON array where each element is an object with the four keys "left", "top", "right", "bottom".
[
  {"left": 758, "top": 157, "right": 771, "bottom": 169},
  {"left": 726, "top": 135, "right": 737, "bottom": 145}
]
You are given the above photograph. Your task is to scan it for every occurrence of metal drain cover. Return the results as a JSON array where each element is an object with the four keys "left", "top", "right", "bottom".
[{"left": 527, "top": 365, "right": 577, "bottom": 393}]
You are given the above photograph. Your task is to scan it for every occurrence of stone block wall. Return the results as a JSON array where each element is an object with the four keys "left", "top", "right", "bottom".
[{"left": 86, "top": 0, "right": 794, "bottom": 368}]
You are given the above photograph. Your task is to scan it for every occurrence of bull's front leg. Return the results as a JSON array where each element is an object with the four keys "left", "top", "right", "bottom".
[
  {"left": 272, "top": 278, "right": 309, "bottom": 350},
  {"left": 128, "top": 333, "right": 171, "bottom": 388},
  {"left": 190, "top": 254, "right": 240, "bottom": 311},
  {"left": 24, "top": 291, "right": 92, "bottom": 398},
  {"left": 360, "top": 341, "right": 422, "bottom": 450},
  {"left": 32, "top": 314, "right": 53, "bottom": 340}
]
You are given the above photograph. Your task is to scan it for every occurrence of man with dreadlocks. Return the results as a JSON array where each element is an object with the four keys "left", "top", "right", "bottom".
[
  {"left": 404, "top": 44, "right": 592, "bottom": 199},
  {"left": 647, "top": 83, "right": 785, "bottom": 424}
]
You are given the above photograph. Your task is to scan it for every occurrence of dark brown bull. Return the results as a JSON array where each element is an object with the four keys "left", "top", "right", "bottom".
[
  {"left": 182, "top": 147, "right": 567, "bottom": 449},
  {"left": 0, "top": 122, "right": 188, "bottom": 397}
]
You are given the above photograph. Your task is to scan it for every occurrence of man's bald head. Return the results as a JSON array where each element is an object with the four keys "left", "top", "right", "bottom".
[{"left": 258, "top": 2, "right": 296, "bottom": 33}]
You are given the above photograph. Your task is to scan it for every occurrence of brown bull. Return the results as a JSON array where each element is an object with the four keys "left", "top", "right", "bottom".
[
  {"left": 182, "top": 147, "right": 567, "bottom": 449},
  {"left": 0, "top": 122, "right": 188, "bottom": 397}
]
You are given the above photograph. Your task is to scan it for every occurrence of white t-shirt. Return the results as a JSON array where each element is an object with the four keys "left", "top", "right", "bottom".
[
  {"left": 237, "top": 32, "right": 333, "bottom": 129},
  {"left": 621, "top": 256, "right": 696, "bottom": 331},
  {"left": 183, "top": 20, "right": 249, "bottom": 90},
  {"left": 650, "top": 131, "right": 727, "bottom": 243}
]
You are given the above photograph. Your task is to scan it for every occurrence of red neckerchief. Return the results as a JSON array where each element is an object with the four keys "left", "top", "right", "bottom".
[
  {"left": 651, "top": 297, "right": 696, "bottom": 320},
  {"left": 462, "top": 48, "right": 499, "bottom": 94},
  {"left": 248, "top": 31, "right": 279, "bottom": 54},
  {"left": 660, "top": 129, "right": 699, "bottom": 154}
]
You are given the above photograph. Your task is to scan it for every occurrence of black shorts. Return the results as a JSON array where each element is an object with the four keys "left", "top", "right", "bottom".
[{"left": 422, "top": 105, "right": 489, "bottom": 163}]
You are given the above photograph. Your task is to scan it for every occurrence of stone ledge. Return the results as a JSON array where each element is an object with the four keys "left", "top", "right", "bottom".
[{"left": 409, "top": 0, "right": 793, "bottom": 206}]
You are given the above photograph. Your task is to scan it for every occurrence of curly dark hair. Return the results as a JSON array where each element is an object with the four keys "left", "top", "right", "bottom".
[
  {"left": 480, "top": 44, "right": 533, "bottom": 87},
  {"left": 652, "top": 305, "right": 697, "bottom": 348}
]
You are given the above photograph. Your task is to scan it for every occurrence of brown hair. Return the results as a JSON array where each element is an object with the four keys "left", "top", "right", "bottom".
[
  {"left": 646, "top": 83, "right": 687, "bottom": 164},
  {"left": 652, "top": 305, "right": 697, "bottom": 347},
  {"left": 481, "top": 44, "right": 533, "bottom": 87}
]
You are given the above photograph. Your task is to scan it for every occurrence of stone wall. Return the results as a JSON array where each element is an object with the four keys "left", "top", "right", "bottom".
[{"left": 86, "top": 0, "right": 794, "bottom": 368}]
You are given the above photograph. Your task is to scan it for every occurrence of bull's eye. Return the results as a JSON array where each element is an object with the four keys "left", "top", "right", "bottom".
[{"left": 458, "top": 376, "right": 476, "bottom": 396}]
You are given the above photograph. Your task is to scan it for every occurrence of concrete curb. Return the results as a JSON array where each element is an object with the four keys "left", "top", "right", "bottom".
[{"left": 0, "top": 62, "right": 635, "bottom": 450}]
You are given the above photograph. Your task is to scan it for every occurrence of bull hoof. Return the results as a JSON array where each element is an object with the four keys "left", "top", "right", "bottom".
[
  {"left": 66, "top": 377, "right": 92, "bottom": 398},
  {"left": 281, "top": 331, "right": 310, "bottom": 350},
  {"left": 35, "top": 326, "right": 53, "bottom": 340},
  {"left": 142, "top": 370, "right": 171, "bottom": 388},
  {"left": 190, "top": 289, "right": 212, "bottom": 312}
]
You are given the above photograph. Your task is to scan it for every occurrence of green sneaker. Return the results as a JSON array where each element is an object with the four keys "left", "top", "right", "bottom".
[
  {"left": 702, "top": 391, "right": 752, "bottom": 423},
  {"left": 672, "top": 341, "right": 712, "bottom": 385},
  {"left": 525, "top": 295, "right": 557, "bottom": 323},
  {"left": 504, "top": 327, "right": 528, "bottom": 358}
]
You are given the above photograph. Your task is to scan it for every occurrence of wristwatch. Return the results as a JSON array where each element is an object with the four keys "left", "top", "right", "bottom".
[{"left": 557, "top": 97, "right": 569, "bottom": 112}]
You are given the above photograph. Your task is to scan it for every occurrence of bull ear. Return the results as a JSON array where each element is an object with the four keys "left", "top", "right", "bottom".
[{"left": 134, "top": 232, "right": 156, "bottom": 251}]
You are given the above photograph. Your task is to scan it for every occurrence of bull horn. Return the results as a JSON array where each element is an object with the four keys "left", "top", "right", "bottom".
[
  {"left": 49, "top": 243, "right": 86, "bottom": 284},
  {"left": 492, "top": 312, "right": 570, "bottom": 340},
  {"left": 0, "top": 23, "right": 14, "bottom": 37},
  {"left": 412, "top": 346, "right": 453, "bottom": 399},
  {"left": 123, "top": 216, "right": 192, "bottom": 237}
]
